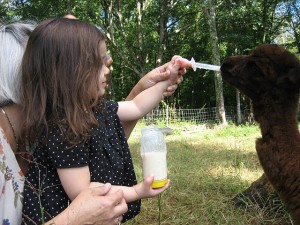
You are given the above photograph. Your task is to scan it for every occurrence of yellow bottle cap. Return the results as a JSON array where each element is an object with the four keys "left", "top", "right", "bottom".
[{"left": 151, "top": 179, "right": 168, "bottom": 189}]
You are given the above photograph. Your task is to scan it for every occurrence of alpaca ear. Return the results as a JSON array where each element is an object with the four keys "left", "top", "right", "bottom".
[{"left": 276, "top": 68, "right": 300, "bottom": 90}]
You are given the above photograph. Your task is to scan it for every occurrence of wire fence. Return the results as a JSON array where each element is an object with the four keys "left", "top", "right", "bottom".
[{"left": 142, "top": 106, "right": 253, "bottom": 126}]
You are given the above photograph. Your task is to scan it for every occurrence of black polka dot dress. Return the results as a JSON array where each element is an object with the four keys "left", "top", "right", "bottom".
[{"left": 22, "top": 101, "right": 141, "bottom": 224}]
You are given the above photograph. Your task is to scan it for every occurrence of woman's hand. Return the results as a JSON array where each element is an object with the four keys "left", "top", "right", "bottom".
[
  {"left": 142, "top": 56, "right": 191, "bottom": 96},
  {"left": 60, "top": 183, "right": 128, "bottom": 225}
]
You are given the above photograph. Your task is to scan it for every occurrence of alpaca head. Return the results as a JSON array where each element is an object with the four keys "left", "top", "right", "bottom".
[{"left": 220, "top": 44, "right": 300, "bottom": 102}]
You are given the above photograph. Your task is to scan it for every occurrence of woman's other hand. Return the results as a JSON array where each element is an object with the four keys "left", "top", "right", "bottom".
[{"left": 66, "top": 183, "right": 128, "bottom": 225}]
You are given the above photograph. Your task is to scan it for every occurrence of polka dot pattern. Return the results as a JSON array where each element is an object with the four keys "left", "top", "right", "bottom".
[{"left": 22, "top": 101, "right": 141, "bottom": 224}]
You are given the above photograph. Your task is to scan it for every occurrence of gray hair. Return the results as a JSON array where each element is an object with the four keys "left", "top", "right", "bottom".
[{"left": 0, "top": 21, "right": 36, "bottom": 104}]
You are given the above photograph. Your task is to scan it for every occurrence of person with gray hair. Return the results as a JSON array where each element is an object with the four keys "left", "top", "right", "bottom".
[
  {"left": 0, "top": 22, "right": 35, "bottom": 105},
  {"left": 0, "top": 21, "right": 36, "bottom": 225}
]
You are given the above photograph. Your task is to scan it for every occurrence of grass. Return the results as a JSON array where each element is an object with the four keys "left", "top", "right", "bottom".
[{"left": 124, "top": 122, "right": 292, "bottom": 225}]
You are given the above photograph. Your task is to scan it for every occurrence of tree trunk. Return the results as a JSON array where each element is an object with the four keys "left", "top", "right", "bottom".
[
  {"left": 290, "top": 2, "right": 300, "bottom": 53},
  {"left": 156, "top": 0, "right": 167, "bottom": 67},
  {"left": 147, "top": 0, "right": 168, "bottom": 124},
  {"left": 204, "top": 0, "right": 227, "bottom": 125},
  {"left": 236, "top": 90, "right": 242, "bottom": 125}
]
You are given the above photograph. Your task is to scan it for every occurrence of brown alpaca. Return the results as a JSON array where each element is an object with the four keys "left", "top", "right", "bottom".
[{"left": 220, "top": 44, "right": 300, "bottom": 224}]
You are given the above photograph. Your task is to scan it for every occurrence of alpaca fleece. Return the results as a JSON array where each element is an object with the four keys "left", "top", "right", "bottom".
[{"left": 221, "top": 44, "right": 300, "bottom": 224}]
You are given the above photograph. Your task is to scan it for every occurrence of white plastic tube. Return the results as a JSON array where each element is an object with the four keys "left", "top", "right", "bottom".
[{"left": 191, "top": 57, "right": 220, "bottom": 71}]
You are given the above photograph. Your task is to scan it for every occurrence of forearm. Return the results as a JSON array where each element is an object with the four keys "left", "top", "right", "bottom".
[
  {"left": 125, "top": 81, "right": 144, "bottom": 101},
  {"left": 132, "top": 81, "right": 169, "bottom": 116},
  {"left": 122, "top": 118, "right": 138, "bottom": 140},
  {"left": 122, "top": 82, "right": 143, "bottom": 139},
  {"left": 110, "top": 185, "right": 139, "bottom": 203},
  {"left": 118, "top": 80, "right": 171, "bottom": 123},
  {"left": 109, "top": 176, "right": 170, "bottom": 203},
  {"left": 122, "top": 66, "right": 169, "bottom": 139},
  {"left": 45, "top": 205, "right": 88, "bottom": 225},
  {"left": 45, "top": 209, "right": 73, "bottom": 225},
  {"left": 121, "top": 56, "right": 187, "bottom": 138}
]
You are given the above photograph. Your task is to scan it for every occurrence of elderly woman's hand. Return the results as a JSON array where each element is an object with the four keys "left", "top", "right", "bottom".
[
  {"left": 74, "top": 183, "right": 127, "bottom": 225},
  {"left": 50, "top": 183, "right": 128, "bottom": 225}
]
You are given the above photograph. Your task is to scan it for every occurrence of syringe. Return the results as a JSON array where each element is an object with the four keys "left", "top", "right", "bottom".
[{"left": 190, "top": 57, "right": 220, "bottom": 72}]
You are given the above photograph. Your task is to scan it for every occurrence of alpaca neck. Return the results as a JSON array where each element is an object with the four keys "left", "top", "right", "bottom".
[{"left": 253, "top": 98, "right": 299, "bottom": 140}]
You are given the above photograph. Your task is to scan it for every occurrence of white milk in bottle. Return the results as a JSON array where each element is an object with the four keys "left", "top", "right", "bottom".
[{"left": 140, "top": 126, "right": 167, "bottom": 188}]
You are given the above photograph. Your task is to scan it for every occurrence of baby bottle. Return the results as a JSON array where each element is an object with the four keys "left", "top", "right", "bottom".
[{"left": 140, "top": 126, "right": 167, "bottom": 188}]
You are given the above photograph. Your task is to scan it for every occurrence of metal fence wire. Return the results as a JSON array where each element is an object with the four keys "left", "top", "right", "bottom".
[{"left": 143, "top": 106, "right": 253, "bottom": 125}]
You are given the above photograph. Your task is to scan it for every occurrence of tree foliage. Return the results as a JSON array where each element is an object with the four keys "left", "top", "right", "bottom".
[{"left": 1, "top": 0, "right": 298, "bottom": 112}]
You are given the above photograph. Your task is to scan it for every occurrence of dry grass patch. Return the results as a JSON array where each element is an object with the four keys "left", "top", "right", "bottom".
[{"left": 124, "top": 122, "right": 292, "bottom": 225}]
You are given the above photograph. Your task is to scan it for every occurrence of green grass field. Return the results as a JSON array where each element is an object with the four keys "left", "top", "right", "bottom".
[{"left": 124, "top": 122, "right": 293, "bottom": 225}]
